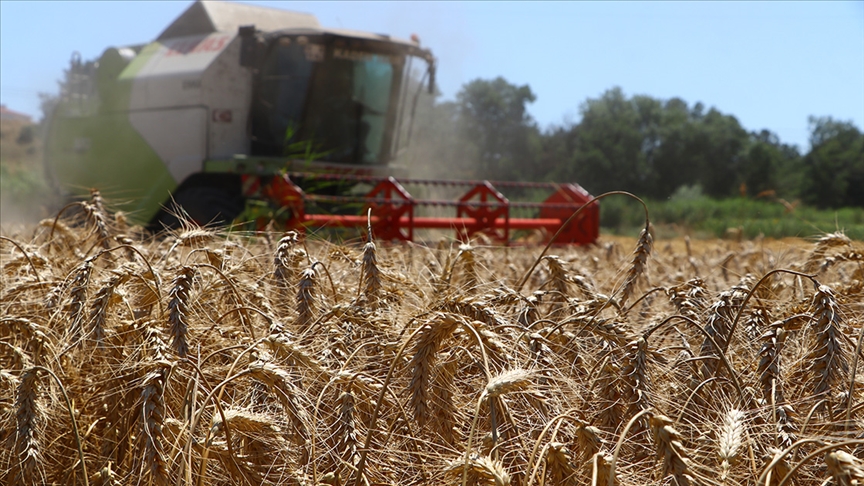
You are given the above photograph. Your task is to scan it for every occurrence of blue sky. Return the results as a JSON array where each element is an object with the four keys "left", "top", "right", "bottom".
[{"left": 2, "top": 1, "right": 862, "bottom": 152}]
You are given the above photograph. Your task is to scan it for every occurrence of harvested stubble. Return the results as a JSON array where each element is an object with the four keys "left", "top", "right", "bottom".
[{"left": 1, "top": 204, "right": 863, "bottom": 486}]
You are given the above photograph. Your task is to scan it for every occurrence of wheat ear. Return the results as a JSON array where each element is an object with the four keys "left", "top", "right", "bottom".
[
  {"left": 698, "top": 285, "right": 747, "bottom": 379},
  {"left": 88, "top": 272, "right": 130, "bottom": 346},
  {"left": 86, "top": 189, "right": 112, "bottom": 248},
  {"left": 67, "top": 257, "right": 95, "bottom": 340},
  {"left": 445, "top": 454, "right": 511, "bottom": 486},
  {"left": 245, "top": 360, "right": 310, "bottom": 444},
  {"left": 138, "top": 365, "right": 170, "bottom": 486},
  {"left": 408, "top": 314, "right": 460, "bottom": 426},
  {"left": 804, "top": 231, "right": 851, "bottom": 273},
  {"left": 360, "top": 239, "right": 382, "bottom": 303},
  {"left": 335, "top": 389, "right": 359, "bottom": 467},
  {"left": 167, "top": 265, "right": 195, "bottom": 358},
  {"left": 544, "top": 442, "right": 576, "bottom": 485},
  {"left": 273, "top": 231, "right": 304, "bottom": 289},
  {"left": 807, "top": 285, "right": 849, "bottom": 407},
  {"left": 620, "top": 337, "right": 653, "bottom": 437},
  {"left": 619, "top": 225, "right": 652, "bottom": 306},
  {"left": 209, "top": 408, "right": 283, "bottom": 443},
  {"left": 718, "top": 408, "right": 746, "bottom": 481},
  {"left": 650, "top": 414, "right": 695, "bottom": 486},
  {"left": 484, "top": 368, "right": 534, "bottom": 400},
  {"left": 825, "top": 450, "right": 864, "bottom": 485},
  {"left": 296, "top": 266, "right": 317, "bottom": 330},
  {"left": 543, "top": 255, "right": 569, "bottom": 298},
  {"left": 13, "top": 367, "right": 42, "bottom": 485},
  {"left": 432, "top": 354, "right": 459, "bottom": 445},
  {"left": 666, "top": 278, "right": 709, "bottom": 323}
]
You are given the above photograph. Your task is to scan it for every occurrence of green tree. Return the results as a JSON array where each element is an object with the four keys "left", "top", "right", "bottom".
[
  {"left": 800, "top": 117, "right": 864, "bottom": 208},
  {"left": 456, "top": 77, "right": 539, "bottom": 180},
  {"left": 403, "top": 94, "right": 482, "bottom": 180},
  {"left": 650, "top": 97, "right": 701, "bottom": 198},
  {"left": 741, "top": 130, "right": 802, "bottom": 198},
  {"left": 564, "top": 87, "right": 651, "bottom": 195},
  {"left": 554, "top": 87, "right": 751, "bottom": 199},
  {"left": 694, "top": 108, "right": 749, "bottom": 198}
]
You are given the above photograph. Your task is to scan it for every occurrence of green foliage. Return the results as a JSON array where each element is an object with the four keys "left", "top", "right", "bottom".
[
  {"left": 0, "top": 156, "right": 52, "bottom": 222},
  {"left": 799, "top": 116, "right": 864, "bottom": 208},
  {"left": 16, "top": 125, "right": 35, "bottom": 145},
  {"left": 282, "top": 124, "right": 329, "bottom": 161},
  {"left": 553, "top": 87, "right": 768, "bottom": 200},
  {"left": 410, "top": 77, "right": 861, "bottom": 217},
  {"left": 403, "top": 76, "right": 541, "bottom": 181},
  {"left": 456, "top": 77, "right": 539, "bottom": 180},
  {"left": 0, "top": 162, "right": 48, "bottom": 197},
  {"left": 601, "top": 195, "right": 864, "bottom": 239}
]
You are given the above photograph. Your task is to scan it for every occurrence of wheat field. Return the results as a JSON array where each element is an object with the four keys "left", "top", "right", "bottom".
[{"left": 1, "top": 194, "right": 863, "bottom": 486}]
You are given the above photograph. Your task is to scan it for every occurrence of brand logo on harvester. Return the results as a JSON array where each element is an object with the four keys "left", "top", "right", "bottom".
[
  {"left": 164, "top": 35, "right": 230, "bottom": 57},
  {"left": 212, "top": 109, "right": 232, "bottom": 123}
]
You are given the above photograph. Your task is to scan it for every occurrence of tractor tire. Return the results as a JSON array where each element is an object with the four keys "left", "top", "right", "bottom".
[{"left": 148, "top": 184, "right": 245, "bottom": 232}]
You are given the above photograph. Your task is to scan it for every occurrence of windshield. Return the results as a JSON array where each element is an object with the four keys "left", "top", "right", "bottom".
[{"left": 251, "top": 37, "right": 403, "bottom": 164}]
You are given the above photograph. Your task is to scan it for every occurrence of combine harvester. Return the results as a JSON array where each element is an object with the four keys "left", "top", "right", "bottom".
[{"left": 44, "top": 0, "right": 598, "bottom": 245}]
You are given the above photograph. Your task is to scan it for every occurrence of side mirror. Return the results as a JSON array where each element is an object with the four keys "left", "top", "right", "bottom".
[{"left": 239, "top": 25, "right": 261, "bottom": 68}]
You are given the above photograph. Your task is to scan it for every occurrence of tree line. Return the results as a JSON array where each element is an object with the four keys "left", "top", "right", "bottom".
[{"left": 406, "top": 78, "right": 864, "bottom": 209}]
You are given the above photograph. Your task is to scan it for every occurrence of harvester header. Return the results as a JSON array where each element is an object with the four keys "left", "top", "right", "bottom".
[{"left": 240, "top": 172, "right": 599, "bottom": 245}]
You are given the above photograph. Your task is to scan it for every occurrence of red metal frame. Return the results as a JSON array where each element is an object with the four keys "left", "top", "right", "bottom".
[
  {"left": 242, "top": 173, "right": 599, "bottom": 245},
  {"left": 455, "top": 182, "right": 510, "bottom": 243}
]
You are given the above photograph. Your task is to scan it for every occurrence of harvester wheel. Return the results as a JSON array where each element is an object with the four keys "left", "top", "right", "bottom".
[{"left": 149, "top": 185, "right": 244, "bottom": 232}]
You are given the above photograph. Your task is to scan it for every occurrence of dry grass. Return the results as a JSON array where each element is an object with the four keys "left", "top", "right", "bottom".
[{"left": 1, "top": 204, "right": 863, "bottom": 486}]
